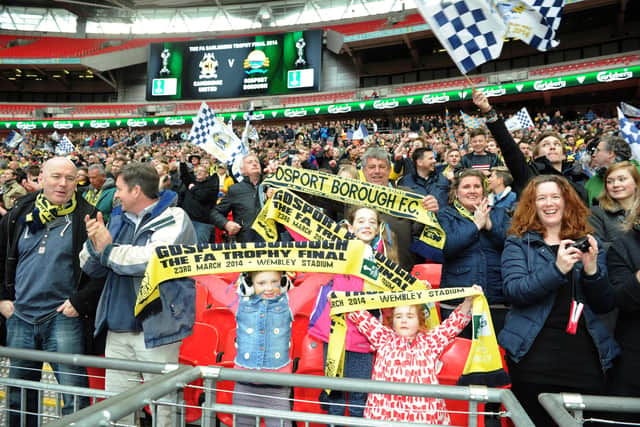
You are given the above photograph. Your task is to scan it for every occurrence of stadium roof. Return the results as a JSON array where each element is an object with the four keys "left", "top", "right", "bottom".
[{"left": 0, "top": 0, "right": 413, "bottom": 34}]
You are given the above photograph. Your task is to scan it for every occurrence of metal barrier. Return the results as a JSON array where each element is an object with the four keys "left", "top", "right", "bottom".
[
  {"left": 539, "top": 393, "right": 640, "bottom": 426},
  {"left": 0, "top": 346, "right": 535, "bottom": 427}
]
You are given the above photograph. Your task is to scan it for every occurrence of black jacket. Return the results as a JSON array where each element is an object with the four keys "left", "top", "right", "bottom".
[
  {"left": 0, "top": 191, "right": 105, "bottom": 352},
  {"left": 606, "top": 226, "right": 640, "bottom": 391},
  {"left": 179, "top": 162, "right": 219, "bottom": 223},
  {"left": 210, "top": 176, "right": 262, "bottom": 242},
  {"left": 487, "top": 117, "right": 589, "bottom": 202}
]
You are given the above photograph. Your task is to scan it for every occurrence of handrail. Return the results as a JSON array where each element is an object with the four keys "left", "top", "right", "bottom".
[
  {"left": 539, "top": 393, "right": 640, "bottom": 426},
  {"left": 0, "top": 346, "right": 535, "bottom": 427}
]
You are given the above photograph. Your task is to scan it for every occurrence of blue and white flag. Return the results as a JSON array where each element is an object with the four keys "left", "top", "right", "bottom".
[
  {"left": 350, "top": 122, "right": 369, "bottom": 140},
  {"left": 417, "top": 0, "right": 564, "bottom": 73},
  {"left": 189, "top": 102, "right": 217, "bottom": 147},
  {"left": 505, "top": 107, "right": 535, "bottom": 131},
  {"left": 620, "top": 102, "right": 640, "bottom": 119},
  {"left": 617, "top": 107, "right": 640, "bottom": 162},
  {"left": 5, "top": 130, "right": 23, "bottom": 149},
  {"left": 55, "top": 135, "right": 75, "bottom": 155}
]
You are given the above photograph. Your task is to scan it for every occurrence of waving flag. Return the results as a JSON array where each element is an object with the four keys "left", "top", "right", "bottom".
[
  {"left": 445, "top": 109, "right": 457, "bottom": 144},
  {"left": 417, "top": 0, "right": 565, "bottom": 74},
  {"left": 5, "top": 130, "right": 23, "bottom": 149},
  {"left": 461, "top": 111, "right": 487, "bottom": 129},
  {"left": 55, "top": 135, "right": 75, "bottom": 155},
  {"left": 189, "top": 102, "right": 248, "bottom": 181},
  {"left": 617, "top": 107, "right": 640, "bottom": 162},
  {"left": 505, "top": 107, "right": 535, "bottom": 131},
  {"left": 347, "top": 122, "right": 369, "bottom": 140}
]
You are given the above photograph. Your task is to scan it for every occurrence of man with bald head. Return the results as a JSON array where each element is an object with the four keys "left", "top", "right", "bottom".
[{"left": 0, "top": 157, "right": 103, "bottom": 426}]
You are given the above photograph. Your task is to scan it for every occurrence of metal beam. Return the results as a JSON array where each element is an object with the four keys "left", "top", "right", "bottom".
[
  {"left": 93, "top": 70, "right": 117, "bottom": 89},
  {"left": 402, "top": 33, "right": 419, "bottom": 66}
]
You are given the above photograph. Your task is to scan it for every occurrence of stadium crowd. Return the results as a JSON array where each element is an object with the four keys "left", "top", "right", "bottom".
[{"left": 1, "top": 92, "right": 639, "bottom": 426}]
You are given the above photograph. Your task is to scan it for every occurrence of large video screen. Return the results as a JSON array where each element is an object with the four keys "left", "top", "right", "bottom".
[{"left": 146, "top": 30, "right": 322, "bottom": 101}]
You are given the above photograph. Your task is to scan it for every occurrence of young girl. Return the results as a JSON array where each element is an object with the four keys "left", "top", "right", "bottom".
[
  {"left": 308, "top": 206, "right": 397, "bottom": 419},
  {"left": 347, "top": 286, "right": 481, "bottom": 424},
  {"left": 229, "top": 269, "right": 324, "bottom": 427}
]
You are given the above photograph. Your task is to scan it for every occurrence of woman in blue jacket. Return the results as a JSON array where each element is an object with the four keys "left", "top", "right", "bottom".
[
  {"left": 437, "top": 169, "right": 511, "bottom": 335},
  {"left": 499, "top": 175, "right": 619, "bottom": 426}
]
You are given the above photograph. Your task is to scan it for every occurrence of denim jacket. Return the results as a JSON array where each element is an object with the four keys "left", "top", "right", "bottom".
[{"left": 235, "top": 293, "right": 293, "bottom": 370}]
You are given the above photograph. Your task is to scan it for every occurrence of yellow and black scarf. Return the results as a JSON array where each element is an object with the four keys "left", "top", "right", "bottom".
[{"left": 24, "top": 192, "right": 77, "bottom": 232}]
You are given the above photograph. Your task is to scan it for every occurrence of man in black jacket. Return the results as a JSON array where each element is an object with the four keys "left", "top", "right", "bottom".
[
  {"left": 0, "top": 157, "right": 103, "bottom": 427},
  {"left": 210, "top": 153, "right": 263, "bottom": 243},
  {"left": 179, "top": 157, "right": 219, "bottom": 244},
  {"left": 472, "top": 88, "right": 589, "bottom": 202}
]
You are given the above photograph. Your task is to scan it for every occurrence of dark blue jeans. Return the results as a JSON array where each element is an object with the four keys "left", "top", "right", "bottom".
[
  {"left": 322, "top": 343, "right": 373, "bottom": 419},
  {"left": 7, "top": 312, "right": 90, "bottom": 427},
  {"left": 191, "top": 220, "right": 212, "bottom": 244}
]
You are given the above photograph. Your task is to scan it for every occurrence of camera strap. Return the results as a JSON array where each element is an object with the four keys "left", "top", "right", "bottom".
[{"left": 566, "top": 275, "right": 584, "bottom": 335}]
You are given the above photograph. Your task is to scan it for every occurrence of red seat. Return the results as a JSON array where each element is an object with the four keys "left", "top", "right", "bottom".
[
  {"left": 291, "top": 313, "right": 310, "bottom": 360},
  {"left": 292, "top": 334, "right": 325, "bottom": 427},
  {"left": 438, "top": 338, "right": 485, "bottom": 426},
  {"left": 180, "top": 322, "right": 219, "bottom": 366},
  {"left": 201, "top": 307, "right": 236, "bottom": 353},
  {"left": 411, "top": 263, "right": 442, "bottom": 289},
  {"left": 178, "top": 356, "right": 206, "bottom": 423}
]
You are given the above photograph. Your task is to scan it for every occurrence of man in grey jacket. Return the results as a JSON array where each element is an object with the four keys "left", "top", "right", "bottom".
[{"left": 80, "top": 162, "right": 196, "bottom": 427}]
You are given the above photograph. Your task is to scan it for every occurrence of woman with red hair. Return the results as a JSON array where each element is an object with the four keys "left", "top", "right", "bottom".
[{"left": 499, "top": 175, "right": 619, "bottom": 426}]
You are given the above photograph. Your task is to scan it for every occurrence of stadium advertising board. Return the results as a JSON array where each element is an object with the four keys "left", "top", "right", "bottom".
[{"left": 146, "top": 30, "right": 322, "bottom": 100}]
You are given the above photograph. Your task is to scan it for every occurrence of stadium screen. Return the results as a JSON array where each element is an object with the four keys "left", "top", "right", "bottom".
[{"left": 146, "top": 29, "right": 322, "bottom": 101}]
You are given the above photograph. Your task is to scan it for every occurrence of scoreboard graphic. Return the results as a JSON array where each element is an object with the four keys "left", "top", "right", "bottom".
[{"left": 146, "top": 30, "right": 322, "bottom": 100}]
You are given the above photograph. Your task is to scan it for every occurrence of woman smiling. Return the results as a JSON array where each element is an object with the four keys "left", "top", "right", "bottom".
[{"left": 499, "top": 175, "right": 619, "bottom": 426}]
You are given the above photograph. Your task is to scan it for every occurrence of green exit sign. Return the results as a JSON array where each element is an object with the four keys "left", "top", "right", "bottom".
[
  {"left": 152, "top": 78, "right": 178, "bottom": 96},
  {"left": 287, "top": 69, "right": 314, "bottom": 89}
]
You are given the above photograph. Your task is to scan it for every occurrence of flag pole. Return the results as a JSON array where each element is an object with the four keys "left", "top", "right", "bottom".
[{"left": 463, "top": 73, "right": 475, "bottom": 88}]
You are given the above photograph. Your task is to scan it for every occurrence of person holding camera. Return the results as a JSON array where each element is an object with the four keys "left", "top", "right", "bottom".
[{"left": 499, "top": 174, "right": 619, "bottom": 426}]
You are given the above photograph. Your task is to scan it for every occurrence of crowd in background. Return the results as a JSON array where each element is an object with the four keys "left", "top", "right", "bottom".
[{"left": 1, "top": 98, "right": 639, "bottom": 426}]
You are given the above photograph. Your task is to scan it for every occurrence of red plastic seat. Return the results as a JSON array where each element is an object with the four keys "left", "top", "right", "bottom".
[
  {"left": 291, "top": 313, "right": 310, "bottom": 360},
  {"left": 292, "top": 334, "right": 325, "bottom": 427},
  {"left": 180, "top": 322, "right": 219, "bottom": 366},
  {"left": 201, "top": 307, "right": 236, "bottom": 353},
  {"left": 411, "top": 263, "right": 442, "bottom": 289},
  {"left": 438, "top": 338, "right": 485, "bottom": 426}
]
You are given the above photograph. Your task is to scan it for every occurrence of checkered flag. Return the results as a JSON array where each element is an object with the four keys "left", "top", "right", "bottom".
[
  {"left": 460, "top": 110, "right": 486, "bottom": 129},
  {"left": 505, "top": 107, "right": 535, "bottom": 131},
  {"left": 418, "top": 0, "right": 505, "bottom": 74},
  {"left": 417, "top": 0, "right": 565, "bottom": 74},
  {"left": 617, "top": 107, "right": 640, "bottom": 162},
  {"left": 55, "top": 135, "right": 75, "bottom": 155},
  {"left": 188, "top": 102, "right": 217, "bottom": 147},
  {"left": 529, "top": 0, "right": 565, "bottom": 50},
  {"left": 502, "top": 0, "right": 564, "bottom": 51}
]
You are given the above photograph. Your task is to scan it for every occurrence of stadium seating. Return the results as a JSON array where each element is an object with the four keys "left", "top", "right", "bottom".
[
  {"left": 292, "top": 334, "right": 325, "bottom": 427},
  {"left": 0, "top": 37, "right": 106, "bottom": 58},
  {"left": 411, "top": 263, "right": 442, "bottom": 289}
]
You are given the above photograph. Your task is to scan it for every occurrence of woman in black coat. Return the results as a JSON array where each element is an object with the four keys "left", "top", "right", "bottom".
[{"left": 606, "top": 204, "right": 640, "bottom": 417}]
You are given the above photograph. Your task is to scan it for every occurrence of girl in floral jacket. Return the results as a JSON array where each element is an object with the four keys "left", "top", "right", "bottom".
[{"left": 347, "top": 286, "right": 479, "bottom": 424}]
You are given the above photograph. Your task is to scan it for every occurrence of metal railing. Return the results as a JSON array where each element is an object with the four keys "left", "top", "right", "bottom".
[
  {"left": 539, "top": 393, "right": 640, "bottom": 426},
  {"left": 0, "top": 346, "right": 535, "bottom": 427}
]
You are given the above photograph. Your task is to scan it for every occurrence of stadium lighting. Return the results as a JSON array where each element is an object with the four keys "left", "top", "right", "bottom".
[{"left": 258, "top": 6, "right": 272, "bottom": 22}]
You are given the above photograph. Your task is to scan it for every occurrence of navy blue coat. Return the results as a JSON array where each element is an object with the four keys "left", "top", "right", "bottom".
[
  {"left": 499, "top": 231, "right": 620, "bottom": 370},
  {"left": 437, "top": 205, "right": 510, "bottom": 305},
  {"left": 397, "top": 171, "right": 450, "bottom": 208}
]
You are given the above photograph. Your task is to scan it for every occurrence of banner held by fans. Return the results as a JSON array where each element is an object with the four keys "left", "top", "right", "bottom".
[
  {"left": 253, "top": 188, "right": 438, "bottom": 293},
  {"left": 327, "top": 288, "right": 510, "bottom": 388},
  {"left": 135, "top": 240, "right": 378, "bottom": 317}
]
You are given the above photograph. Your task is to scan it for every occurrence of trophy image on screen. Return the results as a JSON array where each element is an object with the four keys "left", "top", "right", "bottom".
[
  {"left": 159, "top": 49, "right": 171, "bottom": 77},
  {"left": 295, "top": 37, "right": 307, "bottom": 67}
]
